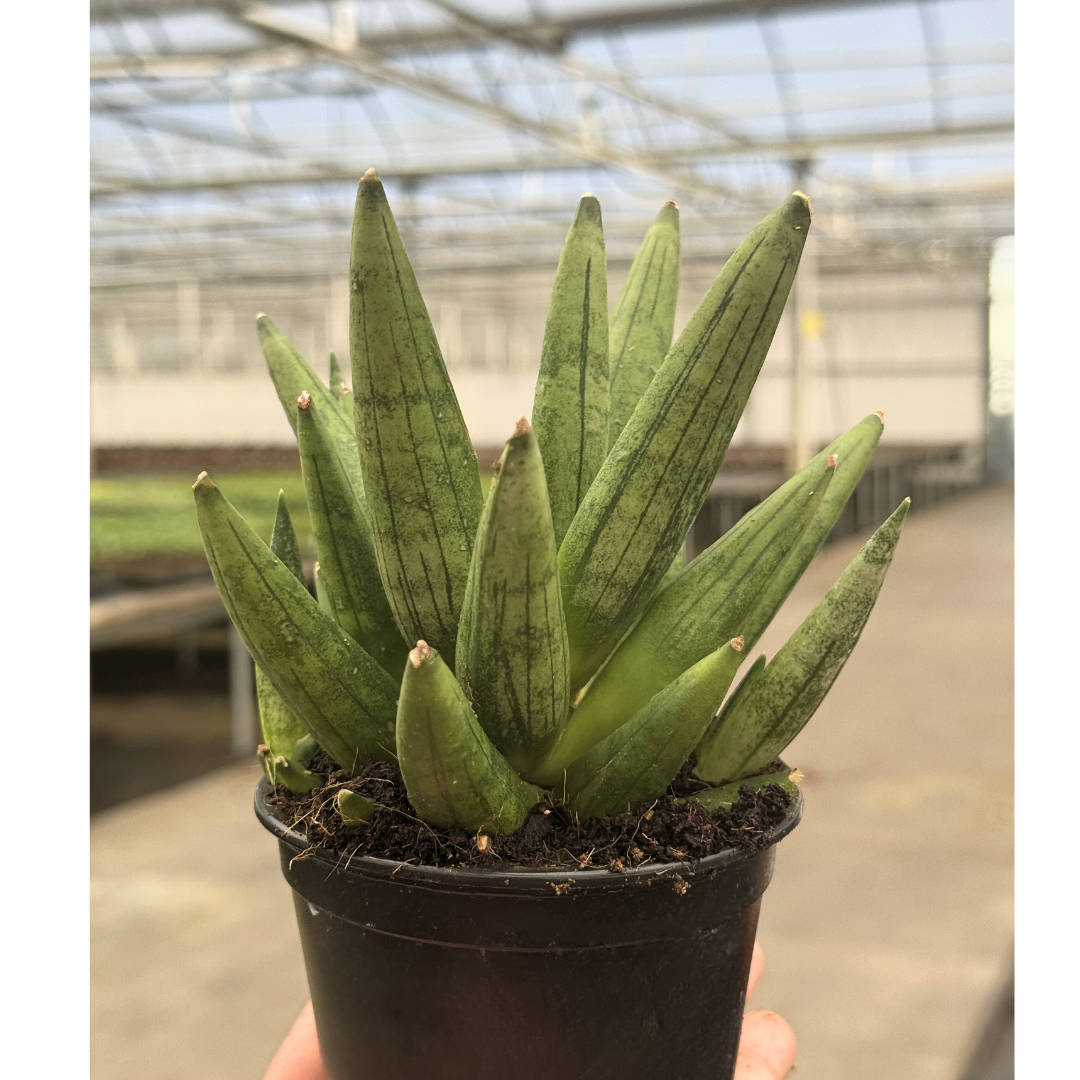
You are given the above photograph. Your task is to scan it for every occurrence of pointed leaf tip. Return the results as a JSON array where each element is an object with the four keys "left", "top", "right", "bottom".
[
  {"left": 410, "top": 640, "right": 433, "bottom": 667},
  {"left": 193, "top": 471, "right": 213, "bottom": 490},
  {"left": 827, "top": 454, "right": 838, "bottom": 468},
  {"left": 731, "top": 636, "right": 745, "bottom": 652},
  {"left": 664, "top": 199, "right": 679, "bottom": 208},
  {"left": 297, "top": 391, "right": 311, "bottom": 410},
  {"left": 875, "top": 409, "right": 886, "bottom": 426},
  {"left": 513, "top": 415, "right": 531, "bottom": 438},
  {"left": 363, "top": 166, "right": 380, "bottom": 181}
]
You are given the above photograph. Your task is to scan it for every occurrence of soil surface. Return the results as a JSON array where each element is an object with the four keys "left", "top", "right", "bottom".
[{"left": 266, "top": 752, "right": 795, "bottom": 872}]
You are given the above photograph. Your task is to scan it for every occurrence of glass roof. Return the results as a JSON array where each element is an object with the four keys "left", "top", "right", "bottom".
[{"left": 90, "top": 0, "right": 1013, "bottom": 285}]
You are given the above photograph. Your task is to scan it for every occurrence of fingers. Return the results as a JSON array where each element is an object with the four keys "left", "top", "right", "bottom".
[
  {"left": 745, "top": 940, "right": 765, "bottom": 1004},
  {"left": 734, "top": 1009, "right": 797, "bottom": 1080},
  {"left": 264, "top": 1002, "right": 327, "bottom": 1080}
]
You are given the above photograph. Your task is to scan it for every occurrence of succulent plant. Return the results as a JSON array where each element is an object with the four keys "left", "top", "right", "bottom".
[{"left": 194, "top": 168, "right": 908, "bottom": 837}]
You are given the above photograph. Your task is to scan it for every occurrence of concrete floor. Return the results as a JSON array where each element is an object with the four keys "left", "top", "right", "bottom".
[{"left": 90, "top": 484, "right": 1013, "bottom": 1080}]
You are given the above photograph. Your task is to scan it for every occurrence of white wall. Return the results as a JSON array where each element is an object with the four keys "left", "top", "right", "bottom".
[{"left": 90, "top": 263, "right": 989, "bottom": 451}]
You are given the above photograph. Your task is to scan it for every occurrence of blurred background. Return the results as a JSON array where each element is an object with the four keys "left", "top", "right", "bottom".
[{"left": 89, "top": 2, "right": 1013, "bottom": 1079}]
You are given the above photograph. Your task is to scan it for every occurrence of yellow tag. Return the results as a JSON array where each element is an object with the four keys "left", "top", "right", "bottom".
[{"left": 800, "top": 310, "right": 824, "bottom": 339}]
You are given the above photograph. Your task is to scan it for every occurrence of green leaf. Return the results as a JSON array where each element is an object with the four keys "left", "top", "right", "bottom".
[
  {"left": 456, "top": 417, "right": 570, "bottom": 773},
  {"left": 258, "top": 741, "right": 324, "bottom": 793},
  {"left": 531, "top": 194, "right": 609, "bottom": 547},
  {"left": 256, "top": 315, "right": 365, "bottom": 502},
  {"left": 695, "top": 499, "right": 910, "bottom": 783},
  {"left": 608, "top": 200, "right": 681, "bottom": 448},
  {"left": 254, "top": 493, "right": 323, "bottom": 792},
  {"left": 562, "top": 639, "right": 746, "bottom": 820},
  {"left": 328, "top": 351, "right": 347, "bottom": 400},
  {"left": 558, "top": 193, "right": 812, "bottom": 692},
  {"left": 328, "top": 351, "right": 357, "bottom": 431},
  {"left": 350, "top": 168, "right": 484, "bottom": 660},
  {"left": 397, "top": 642, "right": 541, "bottom": 834},
  {"left": 336, "top": 789, "right": 377, "bottom": 825},
  {"left": 528, "top": 452, "right": 832, "bottom": 787},
  {"left": 737, "top": 411, "right": 885, "bottom": 653},
  {"left": 688, "top": 766, "right": 802, "bottom": 810},
  {"left": 297, "top": 391, "right": 408, "bottom": 679},
  {"left": 193, "top": 472, "right": 398, "bottom": 771}
]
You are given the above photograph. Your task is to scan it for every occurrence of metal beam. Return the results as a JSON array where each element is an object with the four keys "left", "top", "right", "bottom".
[
  {"left": 90, "top": 42, "right": 1013, "bottom": 84},
  {"left": 231, "top": 3, "right": 745, "bottom": 203},
  {"left": 90, "top": 1, "right": 918, "bottom": 51},
  {"left": 91, "top": 117, "right": 1012, "bottom": 198}
]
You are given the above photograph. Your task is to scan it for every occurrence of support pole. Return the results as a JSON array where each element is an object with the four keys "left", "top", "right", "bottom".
[{"left": 229, "top": 624, "right": 257, "bottom": 758}]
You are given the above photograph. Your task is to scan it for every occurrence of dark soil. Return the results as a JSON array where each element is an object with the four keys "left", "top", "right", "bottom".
[{"left": 266, "top": 751, "right": 795, "bottom": 872}]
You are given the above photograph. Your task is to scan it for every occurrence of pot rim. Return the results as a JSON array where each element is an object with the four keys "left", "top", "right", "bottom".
[{"left": 255, "top": 777, "right": 803, "bottom": 894}]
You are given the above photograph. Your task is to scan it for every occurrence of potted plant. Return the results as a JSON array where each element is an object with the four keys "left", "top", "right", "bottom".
[{"left": 193, "top": 169, "right": 908, "bottom": 1080}]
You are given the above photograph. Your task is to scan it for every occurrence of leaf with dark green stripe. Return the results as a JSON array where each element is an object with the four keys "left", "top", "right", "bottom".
[
  {"left": 531, "top": 194, "right": 609, "bottom": 547},
  {"left": 562, "top": 639, "right": 746, "bottom": 820},
  {"left": 529, "top": 451, "right": 832, "bottom": 787},
  {"left": 193, "top": 472, "right": 398, "bottom": 772},
  {"left": 695, "top": 499, "right": 910, "bottom": 783},
  {"left": 688, "top": 766, "right": 802, "bottom": 810},
  {"left": 737, "top": 411, "right": 885, "bottom": 653},
  {"left": 297, "top": 391, "right": 408, "bottom": 679},
  {"left": 254, "top": 492, "right": 323, "bottom": 792},
  {"left": 456, "top": 417, "right": 570, "bottom": 773},
  {"left": 350, "top": 168, "right": 483, "bottom": 661},
  {"left": 397, "top": 641, "right": 541, "bottom": 834},
  {"left": 608, "top": 200, "right": 681, "bottom": 448},
  {"left": 558, "top": 193, "right": 812, "bottom": 692},
  {"left": 256, "top": 315, "right": 365, "bottom": 502}
]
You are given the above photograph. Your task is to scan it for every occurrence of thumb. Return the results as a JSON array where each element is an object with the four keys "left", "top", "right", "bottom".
[{"left": 734, "top": 1009, "right": 797, "bottom": 1079}]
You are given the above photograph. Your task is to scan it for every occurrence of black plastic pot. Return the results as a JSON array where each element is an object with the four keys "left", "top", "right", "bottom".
[{"left": 255, "top": 779, "right": 802, "bottom": 1080}]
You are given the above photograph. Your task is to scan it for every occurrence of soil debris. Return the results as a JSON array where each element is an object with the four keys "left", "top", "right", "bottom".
[{"left": 265, "top": 751, "right": 795, "bottom": 872}]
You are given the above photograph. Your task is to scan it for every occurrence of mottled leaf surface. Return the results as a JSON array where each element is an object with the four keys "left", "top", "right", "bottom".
[
  {"left": 194, "top": 474, "right": 398, "bottom": 772},
  {"left": 532, "top": 453, "right": 832, "bottom": 786},
  {"left": 397, "top": 643, "right": 540, "bottom": 834},
  {"left": 297, "top": 393, "right": 408, "bottom": 679},
  {"left": 531, "top": 195, "right": 609, "bottom": 547},
  {"left": 562, "top": 641, "right": 745, "bottom": 820},
  {"left": 695, "top": 500, "right": 910, "bottom": 783},
  {"left": 456, "top": 419, "right": 570, "bottom": 772},
  {"left": 559, "top": 194, "right": 811, "bottom": 691},
  {"left": 350, "top": 170, "right": 483, "bottom": 659},
  {"left": 608, "top": 201, "right": 681, "bottom": 447}
]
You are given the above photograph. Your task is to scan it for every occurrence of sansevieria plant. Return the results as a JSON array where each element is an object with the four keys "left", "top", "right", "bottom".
[{"left": 194, "top": 169, "right": 908, "bottom": 838}]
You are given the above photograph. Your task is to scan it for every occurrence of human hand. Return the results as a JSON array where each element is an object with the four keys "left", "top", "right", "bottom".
[{"left": 264, "top": 941, "right": 795, "bottom": 1080}]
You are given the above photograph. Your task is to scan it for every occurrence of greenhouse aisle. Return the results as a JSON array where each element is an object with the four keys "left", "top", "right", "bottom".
[{"left": 90, "top": 484, "right": 1014, "bottom": 1080}]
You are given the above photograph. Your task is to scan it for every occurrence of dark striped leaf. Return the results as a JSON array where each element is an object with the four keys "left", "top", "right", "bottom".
[
  {"left": 350, "top": 169, "right": 483, "bottom": 661},
  {"left": 558, "top": 193, "right": 812, "bottom": 692},
  {"left": 531, "top": 194, "right": 610, "bottom": 547},
  {"left": 695, "top": 499, "right": 910, "bottom": 783},
  {"left": 194, "top": 473, "right": 398, "bottom": 771},
  {"left": 297, "top": 391, "right": 408, "bottom": 679},
  {"left": 530, "top": 450, "right": 832, "bottom": 786},
  {"left": 256, "top": 315, "right": 365, "bottom": 502},
  {"left": 397, "top": 642, "right": 541, "bottom": 834},
  {"left": 737, "top": 411, "right": 885, "bottom": 653},
  {"left": 562, "top": 639, "right": 745, "bottom": 820},
  {"left": 456, "top": 417, "right": 570, "bottom": 773},
  {"left": 608, "top": 200, "right": 681, "bottom": 448}
]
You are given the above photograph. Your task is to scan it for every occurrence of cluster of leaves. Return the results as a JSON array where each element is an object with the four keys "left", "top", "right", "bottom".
[{"left": 194, "top": 169, "right": 908, "bottom": 836}]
